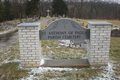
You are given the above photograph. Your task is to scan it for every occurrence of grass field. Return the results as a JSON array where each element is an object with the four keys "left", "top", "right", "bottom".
[
  {"left": 0, "top": 18, "right": 120, "bottom": 80},
  {"left": 76, "top": 19, "right": 120, "bottom": 28}
]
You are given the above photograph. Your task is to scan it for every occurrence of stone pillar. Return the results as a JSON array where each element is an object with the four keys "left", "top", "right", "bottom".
[
  {"left": 18, "top": 23, "right": 41, "bottom": 68},
  {"left": 87, "top": 21, "right": 112, "bottom": 66}
]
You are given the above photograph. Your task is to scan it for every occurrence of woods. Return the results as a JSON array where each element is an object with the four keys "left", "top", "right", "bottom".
[
  {"left": 52, "top": 0, "right": 68, "bottom": 16},
  {"left": 66, "top": 0, "right": 120, "bottom": 19},
  {"left": 0, "top": 0, "right": 120, "bottom": 22}
]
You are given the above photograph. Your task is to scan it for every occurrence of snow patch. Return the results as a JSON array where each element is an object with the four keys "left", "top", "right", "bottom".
[{"left": 40, "top": 59, "right": 45, "bottom": 65}]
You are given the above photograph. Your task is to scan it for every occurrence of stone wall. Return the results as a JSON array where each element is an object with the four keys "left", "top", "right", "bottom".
[
  {"left": 18, "top": 23, "right": 41, "bottom": 68},
  {"left": 87, "top": 21, "right": 112, "bottom": 66}
]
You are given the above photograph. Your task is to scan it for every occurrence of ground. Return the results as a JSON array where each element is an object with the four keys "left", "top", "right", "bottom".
[{"left": 0, "top": 18, "right": 120, "bottom": 80}]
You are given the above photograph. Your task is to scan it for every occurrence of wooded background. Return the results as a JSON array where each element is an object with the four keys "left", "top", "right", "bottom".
[{"left": 0, "top": 0, "right": 120, "bottom": 22}]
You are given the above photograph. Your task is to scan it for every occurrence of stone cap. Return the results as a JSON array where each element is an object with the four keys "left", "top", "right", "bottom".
[
  {"left": 17, "top": 23, "right": 41, "bottom": 27},
  {"left": 87, "top": 21, "right": 113, "bottom": 26}
]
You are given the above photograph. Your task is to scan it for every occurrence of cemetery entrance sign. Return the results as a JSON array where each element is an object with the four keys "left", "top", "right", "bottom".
[
  {"left": 18, "top": 18, "right": 112, "bottom": 68},
  {"left": 40, "top": 19, "right": 90, "bottom": 42}
]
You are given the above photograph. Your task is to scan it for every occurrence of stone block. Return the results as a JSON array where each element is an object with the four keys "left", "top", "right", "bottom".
[
  {"left": 100, "top": 33, "right": 107, "bottom": 35},
  {"left": 97, "top": 63, "right": 107, "bottom": 66},
  {"left": 94, "top": 60, "right": 102, "bottom": 63},
  {"left": 104, "top": 26, "right": 111, "bottom": 28},
  {"left": 32, "top": 64, "right": 40, "bottom": 67},
  {"left": 90, "top": 53, "right": 99, "bottom": 56},
  {"left": 22, "top": 30, "right": 30, "bottom": 32},
  {"left": 30, "top": 40, "right": 39, "bottom": 42},
  {"left": 23, "top": 64, "right": 33, "bottom": 68},
  {"left": 31, "top": 45, "right": 39, "bottom": 47},
  {"left": 21, "top": 57, "right": 28, "bottom": 59},
  {"left": 100, "top": 38, "right": 107, "bottom": 40},
  {"left": 24, "top": 54, "right": 31, "bottom": 57},
  {"left": 102, "top": 60, "right": 108, "bottom": 62},
  {"left": 29, "top": 62, "right": 36, "bottom": 64},
  {"left": 91, "top": 35, "right": 96, "bottom": 38},
  {"left": 25, "top": 60, "right": 32, "bottom": 62},
  {"left": 27, "top": 32, "right": 34, "bottom": 34},
  {"left": 90, "top": 58, "right": 98, "bottom": 60},
  {"left": 24, "top": 50, "right": 32, "bottom": 52},
  {"left": 27, "top": 37, "right": 35, "bottom": 40},
  {"left": 31, "top": 30, "right": 38, "bottom": 31},
  {"left": 98, "top": 58, "right": 105, "bottom": 60},
  {"left": 31, "top": 35, "right": 38, "bottom": 37},
  {"left": 91, "top": 28, "right": 100, "bottom": 30},
  {"left": 95, "top": 51, "right": 102, "bottom": 53},
  {"left": 28, "top": 52, "right": 36, "bottom": 55},
  {"left": 95, "top": 45, "right": 102, "bottom": 48},
  {"left": 20, "top": 47, "right": 27, "bottom": 50},
  {"left": 104, "top": 31, "right": 110, "bottom": 33},
  {"left": 26, "top": 27, "right": 35, "bottom": 29},
  {"left": 107, "top": 28, "right": 111, "bottom": 30},
  {"left": 24, "top": 45, "right": 31, "bottom": 47},
  {"left": 20, "top": 44, "right": 24, "bottom": 47},
  {"left": 94, "top": 55, "right": 102, "bottom": 58},
  {"left": 28, "top": 47, "right": 35, "bottom": 50},
  {"left": 18, "top": 27, "right": 26, "bottom": 29},
  {"left": 98, "top": 43, "right": 107, "bottom": 46},
  {"left": 23, "top": 40, "right": 30, "bottom": 42},
  {"left": 21, "top": 62, "right": 28, "bottom": 65},
  {"left": 29, "top": 57, "right": 35, "bottom": 59},
  {"left": 35, "top": 42, "right": 39, "bottom": 45},
  {"left": 95, "top": 41, "right": 102, "bottom": 43},
  {"left": 103, "top": 35, "right": 111, "bottom": 38},
  {"left": 19, "top": 38, "right": 26, "bottom": 40},
  {"left": 34, "top": 32, "right": 39, "bottom": 34},
  {"left": 35, "top": 37, "right": 39, "bottom": 39},
  {"left": 23, "top": 35, "right": 31, "bottom": 37},
  {"left": 27, "top": 42, "right": 35, "bottom": 45},
  {"left": 96, "top": 31, "right": 104, "bottom": 33},
  {"left": 91, "top": 33, "right": 99, "bottom": 36},
  {"left": 100, "top": 28, "right": 107, "bottom": 30},
  {"left": 91, "top": 43, "right": 98, "bottom": 46},
  {"left": 21, "top": 52, "right": 28, "bottom": 55},
  {"left": 91, "top": 30, "right": 96, "bottom": 33},
  {"left": 35, "top": 27, "right": 38, "bottom": 29},
  {"left": 95, "top": 36, "right": 104, "bottom": 38}
]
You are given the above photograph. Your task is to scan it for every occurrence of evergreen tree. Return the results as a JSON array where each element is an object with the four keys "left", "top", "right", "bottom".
[
  {"left": 25, "top": 0, "right": 40, "bottom": 16},
  {"left": 52, "top": 0, "right": 68, "bottom": 16},
  {"left": 3, "top": 0, "right": 11, "bottom": 20},
  {"left": 10, "top": 0, "right": 20, "bottom": 19},
  {"left": 31, "top": 0, "right": 40, "bottom": 15},
  {"left": 25, "top": 0, "right": 31, "bottom": 16},
  {"left": 0, "top": 0, "right": 3, "bottom": 21}
]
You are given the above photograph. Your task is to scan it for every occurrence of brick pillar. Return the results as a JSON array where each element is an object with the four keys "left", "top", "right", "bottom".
[
  {"left": 87, "top": 21, "right": 112, "bottom": 66},
  {"left": 18, "top": 23, "right": 41, "bottom": 68}
]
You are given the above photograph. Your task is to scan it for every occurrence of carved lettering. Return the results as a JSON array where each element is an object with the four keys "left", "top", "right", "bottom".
[
  {"left": 49, "top": 31, "right": 67, "bottom": 35},
  {"left": 62, "top": 35, "right": 81, "bottom": 39},
  {"left": 48, "top": 36, "right": 61, "bottom": 39}
]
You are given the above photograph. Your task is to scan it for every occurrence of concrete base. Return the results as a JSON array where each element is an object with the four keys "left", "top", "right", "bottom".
[{"left": 41, "top": 59, "right": 90, "bottom": 68}]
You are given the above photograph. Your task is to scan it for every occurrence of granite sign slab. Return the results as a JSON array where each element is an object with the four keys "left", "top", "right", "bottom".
[
  {"left": 111, "top": 29, "right": 120, "bottom": 37},
  {"left": 40, "top": 19, "right": 90, "bottom": 41}
]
